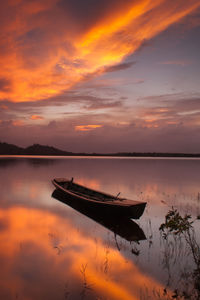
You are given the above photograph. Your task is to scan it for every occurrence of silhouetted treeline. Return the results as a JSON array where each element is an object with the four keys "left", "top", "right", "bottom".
[
  {"left": 0, "top": 142, "right": 200, "bottom": 157},
  {"left": 0, "top": 142, "right": 72, "bottom": 156}
]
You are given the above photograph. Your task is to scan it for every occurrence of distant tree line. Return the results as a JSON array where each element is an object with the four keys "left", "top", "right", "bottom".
[{"left": 0, "top": 142, "right": 200, "bottom": 157}]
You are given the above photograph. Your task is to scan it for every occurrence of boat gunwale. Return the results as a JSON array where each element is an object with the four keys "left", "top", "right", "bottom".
[
  {"left": 55, "top": 178, "right": 121, "bottom": 199},
  {"left": 52, "top": 178, "right": 146, "bottom": 207}
]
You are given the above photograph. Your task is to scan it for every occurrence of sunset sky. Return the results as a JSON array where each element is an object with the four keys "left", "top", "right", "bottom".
[{"left": 0, "top": 0, "right": 200, "bottom": 153}]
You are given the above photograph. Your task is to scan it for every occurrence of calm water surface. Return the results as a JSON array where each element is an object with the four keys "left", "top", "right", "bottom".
[{"left": 0, "top": 156, "right": 200, "bottom": 300}]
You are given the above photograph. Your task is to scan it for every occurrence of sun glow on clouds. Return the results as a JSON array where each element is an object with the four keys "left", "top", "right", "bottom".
[
  {"left": 75, "top": 124, "right": 103, "bottom": 131},
  {"left": 0, "top": 0, "right": 199, "bottom": 102},
  {"left": 30, "top": 115, "right": 44, "bottom": 120},
  {"left": 12, "top": 120, "right": 24, "bottom": 126},
  {"left": 0, "top": 105, "right": 8, "bottom": 110}
]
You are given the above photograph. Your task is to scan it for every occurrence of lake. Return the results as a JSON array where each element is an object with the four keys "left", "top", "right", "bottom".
[{"left": 0, "top": 156, "right": 200, "bottom": 300}]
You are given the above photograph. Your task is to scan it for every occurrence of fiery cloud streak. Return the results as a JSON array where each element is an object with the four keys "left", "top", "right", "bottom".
[
  {"left": 0, "top": 0, "right": 199, "bottom": 102},
  {"left": 30, "top": 115, "right": 44, "bottom": 120},
  {"left": 75, "top": 124, "right": 103, "bottom": 131}
]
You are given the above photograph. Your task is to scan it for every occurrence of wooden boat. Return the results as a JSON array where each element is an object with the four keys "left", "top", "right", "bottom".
[{"left": 52, "top": 178, "right": 146, "bottom": 219}]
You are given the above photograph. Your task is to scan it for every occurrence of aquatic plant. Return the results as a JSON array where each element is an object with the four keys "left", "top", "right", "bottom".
[{"left": 159, "top": 208, "right": 200, "bottom": 299}]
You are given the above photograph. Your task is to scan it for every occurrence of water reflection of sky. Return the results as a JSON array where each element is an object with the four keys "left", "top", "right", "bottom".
[{"left": 0, "top": 156, "right": 200, "bottom": 299}]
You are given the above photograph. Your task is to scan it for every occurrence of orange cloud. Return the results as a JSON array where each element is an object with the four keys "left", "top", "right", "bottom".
[
  {"left": 30, "top": 115, "right": 44, "bottom": 120},
  {"left": 75, "top": 124, "right": 103, "bottom": 131},
  {"left": 0, "top": 0, "right": 199, "bottom": 102},
  {"left": 12, "top": 120, "right": 24, "bottom": 126},
  {"left": 158, "top": 108, "right": 169, "bottom": 113},
  {"left": 0, "top": 105, "right": 8, "bottom": 110},
  {"left": 167, "top": 121, "right": 179, "bottom": 125},
  {"left": 118, "top": 121, "right": 130, "bottom": 126},
  {"left": 145, "top": 119, "right": 157, "bottom": 123}
]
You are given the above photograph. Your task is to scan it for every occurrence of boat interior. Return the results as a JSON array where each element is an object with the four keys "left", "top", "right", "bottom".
[{"left": 62, "top": 181, "right": 122, "bottom": 202}]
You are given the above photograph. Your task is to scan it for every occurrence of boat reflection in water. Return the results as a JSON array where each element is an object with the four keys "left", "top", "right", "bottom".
[{"left": 52, "top": 189, "right": 146, "bottom": 243}]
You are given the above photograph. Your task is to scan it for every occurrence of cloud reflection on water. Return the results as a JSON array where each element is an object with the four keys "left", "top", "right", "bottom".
[{"left": 0, "top": 206, "right": 167, "bottom": 300}]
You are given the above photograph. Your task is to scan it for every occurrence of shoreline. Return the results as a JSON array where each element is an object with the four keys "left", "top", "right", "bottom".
[{"left": 1, "top": 154, "right": 200, "bottom": 160}]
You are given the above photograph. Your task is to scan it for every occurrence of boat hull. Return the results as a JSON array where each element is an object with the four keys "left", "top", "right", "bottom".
[{"left": 52, "top": 179, "right": 146, "bottom": 219}]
